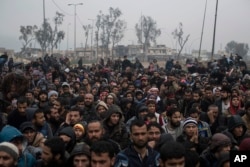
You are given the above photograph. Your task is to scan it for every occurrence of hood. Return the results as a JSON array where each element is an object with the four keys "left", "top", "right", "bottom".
[
  {"left": 95, "top": 101, "right": 108, "bottom": 111},
  {"left": 70, "top": 143, "right": 90, "bottom": 158},
  {"left": 57, "top": 126, "right": 76, "bottom": 152},
  {"left": 228, "top": 115, "right": 247, "bottom": 134},
  {"left": 103, "top": 104, "right": 124, "bottom": 123},
  {"left": 0, "top": 125, "right": 23, "bottom": 142},
  {"left": 58, "top": 126, "right": 76, "bottom": 141}
]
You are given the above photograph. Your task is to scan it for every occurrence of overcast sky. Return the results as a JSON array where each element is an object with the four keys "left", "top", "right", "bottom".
[{"left": 1, "top": 0, "right": 250, "bottom": 54}]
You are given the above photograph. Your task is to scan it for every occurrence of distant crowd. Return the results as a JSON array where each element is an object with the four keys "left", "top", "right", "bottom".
[{"left": 0, "top": 53, "right": 250, "bottom": 167}]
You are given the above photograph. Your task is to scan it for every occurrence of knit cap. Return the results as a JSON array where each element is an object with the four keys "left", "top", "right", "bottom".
[
  {"left": 210, "top": 133, "right": 231, "bottom": 151},
  {"left": 183, "top": 117, "right": 197, "bottom": 129},
  {"left": 48, "top": 90, "right": 58, "bottom": 99},
  {"left": 239, "top": 137, "right": 250, "bottom": 151},
  {"left": 0, "top": 142, "right": 19, "bottom": 161},
  {"left": 73, "top": 123, "right": 85, "bottom": 133}
]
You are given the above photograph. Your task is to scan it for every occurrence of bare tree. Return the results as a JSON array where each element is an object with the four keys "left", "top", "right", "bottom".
[
  {"left": 172, "top": 22, "right": 190, "bottom": 60},
  {"left": 135, "top": 16, "right": 161, "bottom": 60},
  {"left": 95, "top": 7, "right": 126, "bottom": 58},
  {"left": 83, "top": 24, "right": 91, "bottom": 57},
  {"left": 35, "top": 12, "right": 65, "bottom": 55},
  {"left": 19, "top": 25, "right": 37, "bottom": 56},
  {"left": 225, "top": 41, "right": 249, "bottom": 57},
  {"left": 110, "top": 20, "right": 127, "bottom": 59},
  {"left": 35, "top": 19, "right": 52, "bottom": 55},
  {"left": 50, "top": 12, "right": 65, "bottom": 53}
]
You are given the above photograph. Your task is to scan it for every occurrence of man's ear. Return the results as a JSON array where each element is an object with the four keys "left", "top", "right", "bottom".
[
  {"left": 55, "top": 153, "right": 61, "bottom": 161},
  {"left": 111, "top": 156, "right": 115, "bottom": 166}
]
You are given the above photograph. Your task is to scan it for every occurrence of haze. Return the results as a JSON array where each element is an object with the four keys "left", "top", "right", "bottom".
[{"left": 1, "top": 0, "right": 250, "bottom": 54}]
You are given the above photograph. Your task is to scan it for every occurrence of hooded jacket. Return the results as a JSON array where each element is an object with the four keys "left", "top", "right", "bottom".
[
  {"left": 223, "top": 115, "right": 249, "bottom": 146},
  {"left": 66, "top": 143, "right": 90, "bottom": 167},
  {"left": 57, "top": 126, "right": 76, "bottom": 154},
  {"left": 0, "top": 125, "right": 36, "bottom": 167},
  {"left": 102, "top": 104, "right": 129, "bottom": 149}
]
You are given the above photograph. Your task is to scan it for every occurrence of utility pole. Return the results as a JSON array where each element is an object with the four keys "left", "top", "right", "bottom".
[
  {"left": 211, "top": 0, "right": 219, "bottom": 61},
  {"left": 88, "top": 19, "right": 95, "bottom": 60},
  {"left": 198, "top": 0, "right": 207, "bottom": 60},
  {"left": 67, "top": 23, "right": 71, "bottom": 54},
  {"left": 68, "top": 3, "right": 83, "bottom": 57},
  {"left": 42, "top": 0, "right": 46, "bottom": 57}
]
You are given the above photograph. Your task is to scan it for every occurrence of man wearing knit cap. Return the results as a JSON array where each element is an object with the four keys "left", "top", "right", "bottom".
[
  {"left": 47, "top": 90, "right": 58, "bottom": 103},
  {"left": 200, "top": 133, "right": 231, "bottom": 167},
  {"left": 177, "top": 117, "right": 209, "bottom": 154},
  {"left": 0, "top": 142, "right": 19, "bottom": 167}
]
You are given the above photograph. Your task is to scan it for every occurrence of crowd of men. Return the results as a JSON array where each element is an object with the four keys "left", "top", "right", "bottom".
[{"left": 0, "top": 53, "right": 250, "bottom": 167}]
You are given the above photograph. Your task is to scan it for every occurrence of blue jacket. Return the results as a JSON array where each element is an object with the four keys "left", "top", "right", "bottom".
[
  {"left": 114, "top": 145, "right": 160, "bottom": 167},
  {"left": 0, "top": 125, "right": 36, "bottom": 167}
]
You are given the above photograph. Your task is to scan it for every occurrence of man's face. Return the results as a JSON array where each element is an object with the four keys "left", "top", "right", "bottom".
[
  {"left": 33, "top": 87, "right": 40, "bottom": 97},
  {"left": 34, "top": 112, "right": 46, "bottom": 126},
  {"left": 49, "top": 94, "right": 58, "bottom": 103},
  {"left": 184, "top": 92, "right": 192, "bottom": 101},
  {"left": 91, "top": 152, "right": 114, "bottom": 167},
  {"left": 130, "top": 124, "right": 148, "bottom": 149},
  {"left": 161, "top": 157, "right": 185, "bottom": 167},
  {"left": 147, "top": 104, "right": 156, "bottom": 113},
  {"left": 0, "top": 151, "right": 17, "bottom": 167},
  {"left": 63, "top": 86, "right": 70, "bottom": 93},
  {"left": 87, "top": 122, "right": 104, "bottom": 142},
  {"left": 17, "top": 102, "right": 27, "bottom": 115},
  {"left": 77, "top": 101, "right": 85, "bottom": 109},
  {"left": 231, "top": 97, "right": 240, "bottom": 107},
  {"left": 41, "top": 145, "right": 55, "bottom": 166},
  {"left": 84, "top": 94, "right": 94, "bottom": 106},
  {"left": 170, "top": 112, "right": 181, "bottom": 128},
  {"left": 233, "top": 125, "right": 244, "bottom": 137},
  {"left": 210, "top": 107, "right": 219, "bottom": 118},
  {"left": 39, "top": 94, "right": 48, "bottom": 102},
  {"left": 48, "top": 108, "right": 60, "bottom": 122},
  {"left": 111, "top": 87, "right": 119, "bottom": 95},
  {"left": 70, "top": 111, "right": 82, "bottom": 125},
  {"left": 205, "top": 90, "right": 213, "bottom": 99},
  {"left": 59, "top": 135, "right": 71, "bottom": 145},
  {"left": 25, "top": 92, "right": 33, "bottom": 101},
  {"left": 147, "top": 126, "right": 161, "bottom": 142},
  {"left": 192, "top": 93, "right": 200, "bottom": 101},
  {"left": 184, "top": 124, "right": 198, "bottom": 137},
  {"left": 23, "top": 129, "right": 36, "bottom": 143},
  {"left": 220, "top": 91, "right": 229, "bottom": 100},
  {"left": 109, "top": 113, "right": 120, "bottom": 126},
  {"left": 73, "top": 154, "right": 90, "bottom": 167}
]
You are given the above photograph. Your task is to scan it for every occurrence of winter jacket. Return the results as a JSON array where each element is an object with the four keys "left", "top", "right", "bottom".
[
  {"left": 222, "top": 115, "right": 250, "bottom": 146},
  {"left": 0, "top": 125, "right": 36, "bottom": 167},
  {"left": 57, "top": 126, "right": 76, "bottom": 154},
  {"left": 114, "top": 144, "right": 160, "bottom": 167},
  {"left": 102, "top": 105, "right": 129, "bottom": 149}
]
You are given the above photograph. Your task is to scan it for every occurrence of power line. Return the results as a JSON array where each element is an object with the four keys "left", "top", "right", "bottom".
[{"left": 51, "top": 0, "right": 74, "bottom": 16}]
